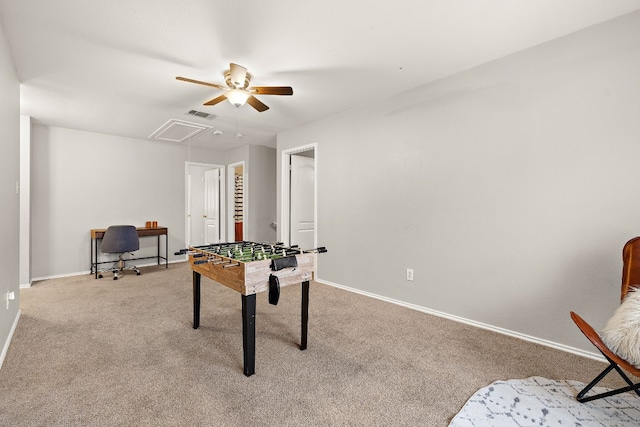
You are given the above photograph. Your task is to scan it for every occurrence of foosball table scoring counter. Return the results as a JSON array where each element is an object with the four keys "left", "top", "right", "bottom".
[{"left": 176, "top": 241, "right": 327, "bottom": 376}]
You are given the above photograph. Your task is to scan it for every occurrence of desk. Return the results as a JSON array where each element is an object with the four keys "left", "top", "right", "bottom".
[{"left": 91, "top": 227, "right": 168, "bottom": 279}]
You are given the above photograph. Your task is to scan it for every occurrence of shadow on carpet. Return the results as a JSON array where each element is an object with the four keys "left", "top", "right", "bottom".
[{"left": 449, "top": 376, "right": 640, "bottom": 426}]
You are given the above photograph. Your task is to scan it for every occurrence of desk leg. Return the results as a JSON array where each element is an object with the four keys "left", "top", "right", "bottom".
[
  {"left": 157, "top": 235, "right": 160, "bottom": 266},
  {"left": 93, "top": 238, "right": 99, "bottom": 279},
  {"left": 165, "top": 234, "right": 168, "bottom": 268},
  {"left": 90, "top": 236, "right": 93, "bottom": 277},
  {"left": 193, "top": 271, "right": 201, "bottom": 329},
  {"left": 242, "top": 294, "right": 256, "bottom": 377},
  {"left": 301, "top": 281, "right": 309, "bottom": 351}
]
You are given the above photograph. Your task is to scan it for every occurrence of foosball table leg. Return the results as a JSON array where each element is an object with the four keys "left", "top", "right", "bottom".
[
  {"left": 301, "top": 281, "right": 309, "bottom": 351},
  {"left": 193, "top": 271, "right": 201, "bottom": 329},
  {"left": 242, "top": 294, "right": 256, "bottom": 377}
]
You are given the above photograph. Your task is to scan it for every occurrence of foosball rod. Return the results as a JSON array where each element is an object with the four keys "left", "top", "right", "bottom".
[
  {"left": 174, "top": 248, "right": 206, "bottom": 256},
  {"left": 303, "top": 247, "right": 328, "bottom": 254}
]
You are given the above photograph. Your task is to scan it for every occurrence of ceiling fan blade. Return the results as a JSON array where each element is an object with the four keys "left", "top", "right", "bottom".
[
  {"left": 203, "top": 94, "right": 227, "bottom": 106},
  {"left": 250, "top": 86, "right": 293, "bottom": 96},
  {"left": 246, "top": 95, "right": 269, "bottom": 112},
  {"left": 229, "top": 63, "right": 248, "bottom": 89},
  {"left": 176, "top": 76, "right": 226, "bottom": 90}
]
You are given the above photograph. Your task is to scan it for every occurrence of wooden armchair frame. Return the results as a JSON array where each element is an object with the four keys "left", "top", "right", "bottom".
[
  {"left": 570, "top": 311, "right": 640, "bottom": 402},
  {"left": 570, "top": 237, "right": 640, "bottom": 403}
]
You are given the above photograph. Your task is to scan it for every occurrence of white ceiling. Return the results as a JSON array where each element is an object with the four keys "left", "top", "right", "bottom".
[{"left": 1, "top": 0, "right": 639, "bottom": 150}]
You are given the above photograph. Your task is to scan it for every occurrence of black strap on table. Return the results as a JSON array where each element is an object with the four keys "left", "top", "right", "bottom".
[
  {"left": 270, "top": 255, "right": 298, "bottom": 271},
  {"left": 269, "top": 255, "right": 297, "bottom": 306},
  {"left": 269, "top": 274, "right": 280, "bottom": 305}
]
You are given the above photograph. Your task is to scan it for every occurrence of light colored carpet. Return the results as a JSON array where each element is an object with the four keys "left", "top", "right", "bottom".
[
  {"left": 449, "top": 376, "right": 640, "bottom": 426},
  {"left": 0, "top": 262, "right": 631, "bottom": 425}
]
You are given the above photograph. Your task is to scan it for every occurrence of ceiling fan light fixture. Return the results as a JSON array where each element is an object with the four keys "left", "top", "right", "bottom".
[
  {"left": 177, "top": 63, "right": 292, "bottom": 112},
  {"left": 226, "top": 89, "right": 250, "bottom": 108}
]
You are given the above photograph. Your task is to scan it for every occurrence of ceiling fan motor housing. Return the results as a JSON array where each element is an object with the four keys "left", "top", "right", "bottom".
[{"left": 225, "top": 69, "right": 251, "bottom": 89}]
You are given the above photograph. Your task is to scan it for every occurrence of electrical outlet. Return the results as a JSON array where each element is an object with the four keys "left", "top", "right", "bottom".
[
  {"left": 406, "top": 268, "right": 414, "bottom": 281},
  {"left": 6, "top": 291, "right": 15, "bottom": 309}
]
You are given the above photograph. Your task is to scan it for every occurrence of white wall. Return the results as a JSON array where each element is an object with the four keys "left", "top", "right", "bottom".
[
  {"left": 0, "top": 18, "right": 21, "bottom": 366},
  {"left": 19, "top": 115, "right": 31, "bottom": 287},
  {"left": 248, "top": 145, "right": 277, "bottom": 243},
  {"left": 277, "top": 11, "right": 640, "bottom": 354},
  {"left": 30, "top": 126, "right": 227, "bottom": 278}
]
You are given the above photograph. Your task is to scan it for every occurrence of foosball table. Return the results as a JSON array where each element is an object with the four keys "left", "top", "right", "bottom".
[{"left": 181, "top": 241, "right": 327, "bottom": 376}]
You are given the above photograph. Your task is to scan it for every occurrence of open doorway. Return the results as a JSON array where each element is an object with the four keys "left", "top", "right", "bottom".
[
  {"left": 281, "top": 144, "right": 317, "bottom": 250},
  {"left": 185, "top": 162, "right": 226, "bottom": 246},
  {"left": 227, "top": 161, "right": 246, "bottom": 242}
]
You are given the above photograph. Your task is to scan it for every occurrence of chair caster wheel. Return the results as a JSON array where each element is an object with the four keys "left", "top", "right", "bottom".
[
  {"left": 113, "top": 276, "right": 118, "bottom": 280},
  {"left": 136, "top": 272, "right": 141, "bottom": 276},
  {"left": 98, "top": 274, "right": 103, "bottom": 279}
]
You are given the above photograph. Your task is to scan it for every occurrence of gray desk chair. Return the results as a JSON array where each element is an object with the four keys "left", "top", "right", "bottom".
[{"left": 98, "top": 225, "right": 141, "bottom": 280}]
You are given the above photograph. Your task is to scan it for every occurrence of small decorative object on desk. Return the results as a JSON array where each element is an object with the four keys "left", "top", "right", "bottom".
[
  {"left": 145, "top": 221, "right": 151, "bottom": 228},
  {"left": 152, "top": 221, "right": 158, "bottom": 228}
]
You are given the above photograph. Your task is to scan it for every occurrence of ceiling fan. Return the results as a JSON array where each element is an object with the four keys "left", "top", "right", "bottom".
[{"left": 176, "top": 63, "right": 293, "bottom": 112}]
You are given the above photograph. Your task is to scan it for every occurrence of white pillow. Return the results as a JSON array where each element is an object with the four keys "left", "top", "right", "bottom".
[{"left": 601, "top": 289, "right": 640, "bottom": 369}]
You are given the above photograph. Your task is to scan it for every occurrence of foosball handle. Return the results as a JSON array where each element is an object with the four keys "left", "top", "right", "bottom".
[{"left": 174, "top": 248, "right": 189, "bottom": 255}]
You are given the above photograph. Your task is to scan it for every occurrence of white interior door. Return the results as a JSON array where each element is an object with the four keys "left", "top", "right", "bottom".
[
  {"left": 188, "top": 171, "right": 205, "bottom": 246},
  {"left": 204, "top": 168, "right": 221, "bottom": 244},
  {"left": 290, "top": 155, "right": 315, "bottom": 249},
  {"left": 187, "top": 174, "right": 193, "bottom": 245}
]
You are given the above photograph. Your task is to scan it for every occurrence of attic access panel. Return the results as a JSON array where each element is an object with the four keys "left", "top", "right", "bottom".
[{"left": 149, "top": 119, "right": 212, "bottom": 143}]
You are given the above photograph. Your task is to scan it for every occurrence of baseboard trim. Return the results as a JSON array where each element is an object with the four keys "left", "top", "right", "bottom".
[
  {"left": 0, "top": 309, "right": 21, "bottom": 370},
  {"left": 315, "top": 278, "right": 606, "bottom": 364},
  {"left": 32, "top": 259, "right": 185, "bottom": 282}
]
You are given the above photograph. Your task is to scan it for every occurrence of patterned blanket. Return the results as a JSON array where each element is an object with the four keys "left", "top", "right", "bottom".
[{"left": 449, "top": 376, "right": 640, "bottom": 426}]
